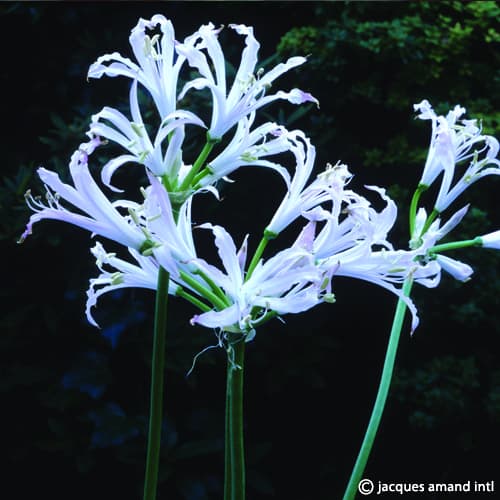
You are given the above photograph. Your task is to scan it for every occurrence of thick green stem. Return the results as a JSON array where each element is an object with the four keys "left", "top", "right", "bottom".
[
  {"left": 342, "top": 278, "right": 413, "bottom": 500},
  {"left": 225, "top": 341, "right": 246, "bottom": 500},
  {"left": 224, "top": 357, "right": 233, "bottom": 500},
  {"left": 143, "top": 266, "right": 170, "bottom": 500}
]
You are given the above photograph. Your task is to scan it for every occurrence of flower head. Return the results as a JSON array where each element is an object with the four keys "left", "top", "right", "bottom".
[
  {"left": 414, "top": 100, "right": 500, "bottom": 211},
  {"left": 189, "top": 223, "right": 321, "bottom": 335},
  {"left": 88, "top": 15, "right": 188, "bottom": 119},
  {"left": 86, "top": 241, "right": 179, "bottom": 327},
  {"left": 176, "top": 23, "right": 318, "bottom": 140},
  {"left": 20, "top": 137, "right": 147, "bottom": 250}
]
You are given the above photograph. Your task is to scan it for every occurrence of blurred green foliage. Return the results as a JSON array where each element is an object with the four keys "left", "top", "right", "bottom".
[{"left": 1, "top": 2, "right": 499, "bottom": 499}]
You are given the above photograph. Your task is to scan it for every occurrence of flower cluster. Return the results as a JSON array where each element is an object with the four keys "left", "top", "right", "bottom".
[{"left": 22, "top": 16, "right": 500, "bottom": 349}]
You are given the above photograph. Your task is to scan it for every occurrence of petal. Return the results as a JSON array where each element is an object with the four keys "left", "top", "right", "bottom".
[
  {"left": 436, "top": 255, "right": 473, "bottom": 282},
  {"left": 190, "top": 304, "right": 240, "bottom": 329}
]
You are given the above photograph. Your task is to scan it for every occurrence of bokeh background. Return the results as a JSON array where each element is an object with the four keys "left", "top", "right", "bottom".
[{"left": 2, "top": 2, "right": 499, "bottom": 499}]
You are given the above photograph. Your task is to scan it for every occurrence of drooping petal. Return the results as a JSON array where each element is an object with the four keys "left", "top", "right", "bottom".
[{"left": 436, "top": 255, "right": 473, "bottom": 282}]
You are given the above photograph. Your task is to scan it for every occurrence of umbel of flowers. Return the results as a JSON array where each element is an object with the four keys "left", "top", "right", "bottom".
[{"left": 21, "top": 14, "right": 500, "bottom": 500}]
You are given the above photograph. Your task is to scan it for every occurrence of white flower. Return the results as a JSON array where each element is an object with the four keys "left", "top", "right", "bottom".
[
  {"left": 410, "top": 205, "right": 475, "bottom": 283},
  {"left": 327, "top": 246, "right": 441, "bottom": 332},
  {"left": 435, "top": 133, "right": 500, "bottom": 211},
  {"left": 479, "top": 230, "right": 500, "bottom": 249},
  {"left": 89, "top": 82, "right": 205, "bottom": 187},
  {"left": 189, "top": 223, "right": 321, "bottom": 334},
  {"left": 176, "top": 23, "right": 318, "bottom": 140},
  {"left": 294, "top": 187, "right": 436, "bottom": 332},
  {"left": 264, "top": 134, "right": 319, "bottom": 235},
  {"left": 196, "top": 121, "right": 300, "bottom": 189},
  {"left": 414, "top": 99, "right": 465, "bottom": 188},
  {"left": 21, "top": 137, "right": 147, "bottom": 250},
  {"left": 88, "top": 14, "right": 189, "bottom": 119},
  {"left": 86, "top": 241, "right": 180, "bottom": 327},
  {"left": 142, "top": 173, "right": 200, "bottom": 279},
  {"left": 414, "top": 100, "right": 500, "bottom": 211}
]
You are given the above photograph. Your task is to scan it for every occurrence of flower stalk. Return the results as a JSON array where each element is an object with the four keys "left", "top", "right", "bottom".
[
  {"left": 143, "top": 266, "right": 170, "bottom": 500},
  {"left": 343, "top": 277, "right": 413, "bottom": 500},
  {"left": 225, "top": 340, "right": 246, "bottom": 500}
]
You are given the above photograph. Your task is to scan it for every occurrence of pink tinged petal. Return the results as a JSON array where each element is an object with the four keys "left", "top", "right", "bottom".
[
  {"left": 145, "top": 174, "right": 179, "bottom": 241},
  {"left": 479, "top": 230, "right": 500, "bottom": 250},
  {"left": 436, "top": 255, "right": 473, "bottom": 282},
  {"left": 283, "top": 88, "right": 319, "bottom": 107},
  {"left": 190, "top": 257, "right": 234, "bottom": 294},
  {"left": 294, "top": 221, "right": 316, "bottom": 252},
  {"left": 190, "top": 304, "right": 240, "bottom": 329},
  {"left": 68, "top": 152, "right": 143, "bottom": 249},
  {"left": 32, "top": 166, "right": 140, "bottom": 247}
]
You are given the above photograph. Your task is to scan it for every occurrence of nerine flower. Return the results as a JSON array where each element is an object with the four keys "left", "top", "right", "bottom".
[
  {"left": 293, "top": 183, "right": 438, "bottom": 332},
  {"left": 21, "top": 137, "right": 147, "bottom": 250},
  {"left": 89, "top": 81, "right": 205, "bottom": 188},
  {"left": 189, "top": 223, "right": 322, "bottom": 334},
  {"left": 86, "top": 241, "right": 180, "bottom": 327},
  {"left": 196, "top": 121, "right": 299, "bottom": 190},
  {"left": 176, "top": 22, "right": 318, "bottom": 140},
  {"left": 88, "top": 14, "right": 189, "bottom": 119},
  {"left": 412, "top": 205, "right": 474, "bottom": 282},
  {"left": 414, "top": 99, "right": 500, "bottom": 212},
  {"left": 87, "top": 15, "right": 317, "bottom": 197}
]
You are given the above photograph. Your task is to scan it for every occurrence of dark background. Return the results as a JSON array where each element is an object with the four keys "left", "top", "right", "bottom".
[{"left": 1, "top": 2, "right": 500, "bottom": 499}]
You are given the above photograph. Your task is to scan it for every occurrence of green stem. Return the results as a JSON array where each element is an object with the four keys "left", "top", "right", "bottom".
[
  {"left": 179, "top": 270, "right": 230, "bottom": 310},
  {"left": 176, "top": 287, "right": 212, "bottom": 313},
  {"left": 246, "top": 236, "right": 270, "bottom": 280},
  {"left": 143, "top": 266, "right": 170, "bottom": 500},
  {"left": 225, "top": 341, "right": 246, "bottom": 500},
  {"left": 421, "top": 208, "right": 440, "bottom": 235},
  {"left": 195, "top": 268, "right": 230, "bottom": 304},
  {"left": 224, "top": 357, "right": 233, "bottom": 500},
  {"left": 428, "top": 237, "right": 482, "bottom": 254},
  {"left": 342, "top": 277, "right": 413, "bottom": 500},
  {"left": 178, "top": 138, "right": 217, "bottom": 192},
  {"left": 409, "top": 185, "right": 426, "bottom": 238}
]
